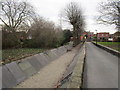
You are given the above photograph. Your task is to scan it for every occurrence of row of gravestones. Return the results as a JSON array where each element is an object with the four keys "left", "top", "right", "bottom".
[{"left": 1, "top": 44, "right": 73, "bottom": 89}]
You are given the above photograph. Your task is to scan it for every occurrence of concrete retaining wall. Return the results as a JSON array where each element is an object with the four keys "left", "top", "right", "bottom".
[
  {"left": 92, "top": 42, "right": 120, "bottom": 57},
  {"left": 67, "top": 44, "right": 86, "bottom": 88},
  {"left": 1, "top": 43, "right": 73, "bottom": 88}
]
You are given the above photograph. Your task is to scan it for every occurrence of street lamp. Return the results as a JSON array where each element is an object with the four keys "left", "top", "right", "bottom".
[{"left": 95, "top": 30, "right": 97, "bottom": 44}]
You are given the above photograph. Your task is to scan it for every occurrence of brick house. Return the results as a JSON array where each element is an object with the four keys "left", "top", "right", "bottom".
[
  {"left": 113, "top": 31, "right": 120, "bottom": 41},
  {"left": 79, "top": 31, "right": 95, "bottom": 41},
  {"left": 97, "top": 32, "right": 110, "bottom": 41},
  {"left": 80, "top": 31, "right": 88, "bottom": 41}
]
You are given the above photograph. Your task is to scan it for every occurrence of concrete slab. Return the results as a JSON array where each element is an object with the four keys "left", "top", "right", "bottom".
[
  {"left": 36, "top": 53, "right": 50, "bottom": 67},
  {"left": 18, "top": 60, "right": 37, "bottom": 77},
  {"left": 54, "top": 49, "right": 62, "bottom": 57},
  {"left": 65, "top": 44, "right": 72, "bottom": 51},
  {"left": 50, "top": 49, "right": 58, "bottom": 58},
  {"left": 27, "top": 56, "right": 42, "bottom": 71},
  {"left": 58, "top": 46, "right": 67, "bottom": 55},
  {"left": 2, "top": 65, "right": 17, "bottom": 88},
  {"left": 57, "top": 47, "right": 62, "bottom": 55},
  {"left": 51, "top": 49, "right": 59, "bottom": 58},
  {"left": 15, "top": 44, "right": 79, "bottom": 88},
  {"left": 2, "top": 82, "right": 7, "bottom": 88},
  {"left": 44, "top": 50, "right": 57, "bottom": 61},
  {"left": 42, "top": 53, "right": 51, "bottom": 61},
  {"left": 6, "top": 62, "right": 26, "bottom": 84},
  {"left": 64, "top": 45, "right": 68, "bottom": 49},
  {"left": 62, "top": 46, "right": 67, "bottom": 53},
  {"left": 63, "top": 55, "right": 79, "bottom": 79}
]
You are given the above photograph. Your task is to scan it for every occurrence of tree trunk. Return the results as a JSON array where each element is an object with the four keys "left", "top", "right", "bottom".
[{"left": 73, "top": 25, "right": 78, "bottom": 47}]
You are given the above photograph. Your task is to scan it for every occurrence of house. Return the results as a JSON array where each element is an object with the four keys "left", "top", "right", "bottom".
[
  {"left": 84, "top": 31, "right": 95, "bottom": 41},
  {"left": 80, "top": 31, "right": 88, "bottom": 41},
  {"left": 97, "top": 32, "right": 110, "bottom": 42},
  {"left": 113, "top": 31, "right": 120, "bottom": 42},
  {"left": 79, "top": 31, "right": 95, "bottom": 41}
]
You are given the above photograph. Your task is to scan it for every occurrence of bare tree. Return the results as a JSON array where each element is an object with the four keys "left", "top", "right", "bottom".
[
  {"left": 64, "top": 2, "right": 85, "bottom": 46},
  {"left": 29, "top": 16, "right": 64, "bottom": 48},
  {"left": 0, "top": 0, "right": 34, "bottom": 32},
  {"left": 97, "top": 0, "right": 120, "bottom": 31}
]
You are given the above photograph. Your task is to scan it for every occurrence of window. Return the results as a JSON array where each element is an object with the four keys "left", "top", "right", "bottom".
[{"left": 102, "top": 34, "right": 104, "bottom": 37}]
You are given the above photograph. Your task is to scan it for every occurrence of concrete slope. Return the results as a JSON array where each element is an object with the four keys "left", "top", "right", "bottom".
[
  {"left": 82, "top": 42, "right": 118, "bottom": 88},
  {"left": 15, "top": 45, "right": 80, "bottom": 88}
]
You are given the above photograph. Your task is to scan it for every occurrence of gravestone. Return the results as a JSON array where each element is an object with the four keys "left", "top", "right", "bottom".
[
  {"left": 2, "top": 65, "right": 17, "bottom": 88},
  {"left": 6, "top": 62, "right": 26, "bottom": 84},
  {"left": 18, "top": 60, "right": 37, "bottom": 77}
]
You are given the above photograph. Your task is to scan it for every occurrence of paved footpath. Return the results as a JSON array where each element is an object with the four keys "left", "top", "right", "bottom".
[
  {"left": 15, "top": 45, "right": 80, "bottom": 88},
  {"left": 82, "top": 42, "right": 118, "bottom": 88}
]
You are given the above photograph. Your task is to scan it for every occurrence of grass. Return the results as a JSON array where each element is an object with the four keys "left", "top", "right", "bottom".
[
  {"left": 97, "top": 42, "right": 120, "bottom": 52},
  {"left": 2, "top": 48, "right": 46, "bottom": 64}
]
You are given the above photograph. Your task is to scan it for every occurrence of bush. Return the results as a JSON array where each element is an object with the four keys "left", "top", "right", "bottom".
[
  {"left": 62, "top": 29, "right": 73, "bottom": 44},
  {"left": 28, "top": 18, "right": 64, "bottom": 48},
  {"left": 2, "top": 17, "right": 65, "bottom": 49},
  {"left": 2, "top": 31, "right": 20, "bottom": 49}
]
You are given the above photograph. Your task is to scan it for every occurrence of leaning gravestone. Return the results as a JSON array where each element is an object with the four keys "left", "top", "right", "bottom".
[
  {"left": 2, "top": 65, "right": 17, "bottom": 88},
  {"left": 6, "top": 62, "right": 26, "bottom": 84},
  {"left": 17, "top": 60, "right": 37, "bottom": 77}
]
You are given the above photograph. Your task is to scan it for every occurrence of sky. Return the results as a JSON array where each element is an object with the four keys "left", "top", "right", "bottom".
[{"left": 1, "top": 0, "right": 118, "bottom": 34}]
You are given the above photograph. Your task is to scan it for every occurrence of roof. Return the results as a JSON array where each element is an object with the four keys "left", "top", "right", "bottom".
[
  {"left": 97, "top": 32, "right": 109, "bottom": 34},
  {"left": 114, "top": 31, "right": 120, "bottom": 35}
]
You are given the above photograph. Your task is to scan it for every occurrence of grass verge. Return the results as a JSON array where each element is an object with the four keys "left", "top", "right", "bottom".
[
  {"left": 97, "top": 42, "right": 120, "bottom": 52},
  {"left": 2, "top": 48, "right": 46, "bottom": 64}
]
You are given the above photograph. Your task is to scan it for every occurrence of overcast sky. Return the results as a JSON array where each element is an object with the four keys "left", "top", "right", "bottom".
[{"left": 2, "top": 0, "right": 117, "bottom": 34}]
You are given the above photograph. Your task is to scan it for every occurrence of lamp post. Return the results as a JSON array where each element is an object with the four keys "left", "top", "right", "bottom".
[{"left": 95, "top": 30, "right": 97, "bottom": 44}]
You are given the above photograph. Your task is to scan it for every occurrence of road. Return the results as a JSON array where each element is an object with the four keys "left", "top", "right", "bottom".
[{"left": 82, "top": 42, "right": 118, "bottom": 88}]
